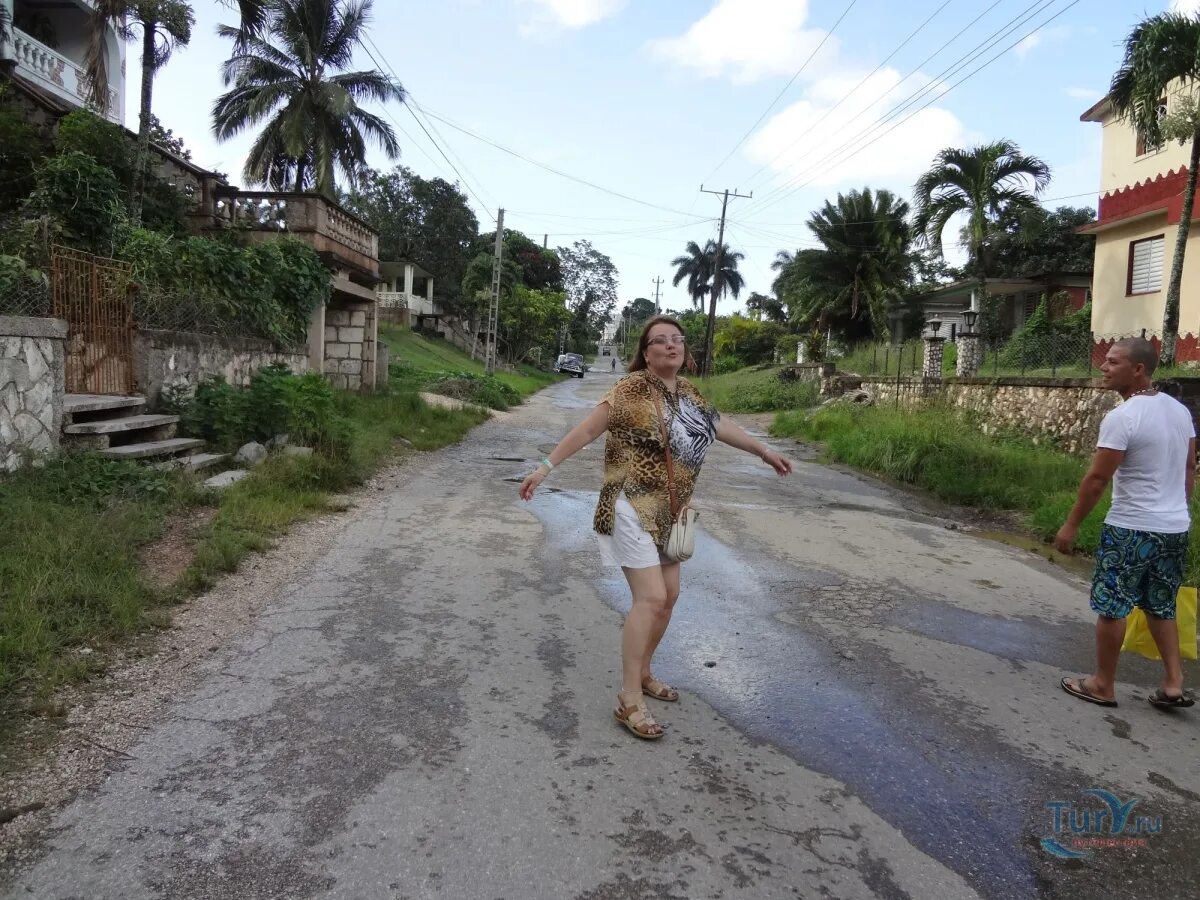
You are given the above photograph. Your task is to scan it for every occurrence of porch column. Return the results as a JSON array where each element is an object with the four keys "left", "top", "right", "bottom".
[
  {"left": 1, "top": 0, "right": 15, "bottom": 64},
  {"left": 426, "top": 276, "right": 434, "bottom": 304},
  {"left": 307, "top": 302, "right": 326, "bottom": 374},
  {"left": 404, "top": 263, "right": 414, "bottom": 303}
]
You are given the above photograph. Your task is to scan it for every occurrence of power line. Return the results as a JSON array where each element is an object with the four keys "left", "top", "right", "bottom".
[
  {"left": 743, "top": 0, "right": 1058, "bottom": 216},
  {"left": 702, "top": 0, "right": 861, "bottom": 182},
  {"left": 415, "top": 105, "right": 698, "bottom": 217},
  {"left": 746, "top": 0, "right": 1080, "bottom": 219},
  {"left": 740, "top": 0, "right": 968, "bottom": 191},
  {"left": 359, "top": 37, "right": 497, "bottom": 222}
]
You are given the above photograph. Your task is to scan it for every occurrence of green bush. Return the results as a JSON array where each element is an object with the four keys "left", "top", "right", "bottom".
[
  {"left": 700, "top": 366, "right": 820, "bottom": 413},
  {"left": 25, "top": 151, "right": 127, "bottom": 255},
  {"left": 176, "top": 365, "right": 352, "bottom": 458},
  {"left": 119, "top": 230, "right": 329, "bottom": 345},
  {"left": 55, "top": 109, "right": 190, "bottom": 233},
  {"left": 0, "top": 88, "right": 49, "bottom": 212},
  {"left": 430, "top": 371, "right": 522, "bottom": 410}
]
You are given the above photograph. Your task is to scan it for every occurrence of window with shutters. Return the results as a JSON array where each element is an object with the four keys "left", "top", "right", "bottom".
[{"left": 1127, "top": 236, "right": 1165, "bottom": 295}]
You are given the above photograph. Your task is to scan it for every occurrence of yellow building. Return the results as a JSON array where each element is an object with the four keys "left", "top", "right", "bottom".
[{"left": 1082, "top": 87, "right": 1200, "bottom": 360}]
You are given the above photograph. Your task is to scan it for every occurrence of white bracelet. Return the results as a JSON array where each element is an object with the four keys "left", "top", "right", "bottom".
[{"left": 540, "top": 456, "right": 555, "bottom": 471}]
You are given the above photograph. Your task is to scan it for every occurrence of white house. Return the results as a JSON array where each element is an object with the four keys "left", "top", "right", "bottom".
[{"left": 0, "top": 0, "right": 126, "bottom": 124}]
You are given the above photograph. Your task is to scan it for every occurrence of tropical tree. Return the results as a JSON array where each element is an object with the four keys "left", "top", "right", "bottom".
[
  {"left": 1111, "top": 12, "right": 1200, "bottom": 364},
  {"left": 670, "top": 239, "right": 745, "bottom": 311},
  {"left": 912, "top": 140, "right": 1051, "bottom": 322},
  {"left": 85, "top": 1, "right": 194, "bottom": 225},
  {"left": 780, "top": 188, "right": 916, "bottom": 339},
  {"left": 212, "top": 0, "right": 404, "bottom": 196}
]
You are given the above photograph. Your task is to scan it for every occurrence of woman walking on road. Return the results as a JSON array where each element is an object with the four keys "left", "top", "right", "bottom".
[{"left": 519, "top": 316, "right": 793, "bottom": 739}]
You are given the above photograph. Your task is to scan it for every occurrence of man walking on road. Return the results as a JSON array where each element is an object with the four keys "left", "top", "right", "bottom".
[{"left": 1057, "top": 338, "right": 1196, "bottom": 709}]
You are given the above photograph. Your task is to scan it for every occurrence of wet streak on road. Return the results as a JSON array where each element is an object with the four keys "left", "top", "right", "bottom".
[{"left": 529, "top": 488, "right": 1043, "bottom": 899}]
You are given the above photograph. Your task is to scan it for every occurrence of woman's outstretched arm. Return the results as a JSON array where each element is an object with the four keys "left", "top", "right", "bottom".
[
  {"left": 715, "top": 417, "right": 793, "bottom": 476},
  {"left": 519, "top": 403, "right": 611, "bottom": 500}
]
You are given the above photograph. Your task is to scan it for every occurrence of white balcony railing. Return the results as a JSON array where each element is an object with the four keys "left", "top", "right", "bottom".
[
  {"left": 377, "top": 292, "right": 441, "bottom": 316},
  {"left": 11, "top": 29, "right": 121, "bottom": 123}
]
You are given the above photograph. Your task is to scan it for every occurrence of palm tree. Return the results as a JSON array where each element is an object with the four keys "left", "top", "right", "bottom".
[
  {"left": 85, "top": 2, "right": 194, "bottom": 225},
  {"left": 912, "top": 140, "right": 1050, "bottom": 324},
  {"left": 670, "top": 239, "right": 745, "bottom": 311},
  {"left": 780, "top": 188, "right": 915, "bottom": 339},
  {"left": 1111, "top": 12, "right": 1200, "bottom": 365},
  {"left": 213, "top": 0, "right": 404, "bottom": 196}
]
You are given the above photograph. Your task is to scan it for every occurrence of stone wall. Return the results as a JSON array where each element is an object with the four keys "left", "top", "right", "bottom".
[
  {"left": 134, "top": 329, "right": 308, "bottom": 408},
  {"left": 0, "top": 316, "right": 66, "bottom": 472},
  {"left": 858, "top": 375, "right": 1119, "bottom": 455},
  {"left": 323, "top": 301, "right": 377, "bottom": 391}
]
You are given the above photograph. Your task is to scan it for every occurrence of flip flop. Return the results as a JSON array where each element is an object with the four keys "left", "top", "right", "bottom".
[
  {"left": 1149, "top": 689, "right": 1195, "bottom": 709},
  {"left": 1060, "top": 676, "right": 1118, "bottom": 707}
]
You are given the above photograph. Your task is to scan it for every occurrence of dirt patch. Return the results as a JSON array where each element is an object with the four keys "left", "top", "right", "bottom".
[{"left": 139, "top": 506, "right": 218, "bottom": 590}]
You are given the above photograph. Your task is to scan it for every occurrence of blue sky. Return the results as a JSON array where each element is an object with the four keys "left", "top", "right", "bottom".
[{"left": 133, "top": 0, "right": 1185, "bottom": 315}]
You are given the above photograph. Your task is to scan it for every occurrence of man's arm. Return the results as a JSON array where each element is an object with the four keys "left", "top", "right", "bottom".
[
  {"left": 1053, "top": 448, "right": 1124, "bottom": 553},
  {"left": 1187, "top": 438, "right": 1196, "bottom": 502}
]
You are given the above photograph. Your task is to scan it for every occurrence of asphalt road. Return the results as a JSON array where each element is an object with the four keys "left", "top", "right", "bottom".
[{"left": 4, "top": 368, "right": 1198, "bottom": 899}]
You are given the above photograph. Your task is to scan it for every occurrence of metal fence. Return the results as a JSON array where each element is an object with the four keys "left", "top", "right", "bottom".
[
  {"left": 0, "top": 277, "right": 51, "bottom": 318},
  {"left": 832, "top": 330, "right": 1193, "bottom": 380}
]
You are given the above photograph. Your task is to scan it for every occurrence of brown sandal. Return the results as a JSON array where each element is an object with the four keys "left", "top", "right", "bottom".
[
  {"left": 641, "top": 675, "right": 679, "bottom": 702},
  {"left": 614, "top": 696, "right": 664, "bottom": 740}
]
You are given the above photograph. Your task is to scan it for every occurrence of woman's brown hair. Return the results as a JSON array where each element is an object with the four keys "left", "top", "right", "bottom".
[{"left": 628, "top": 315, "right": 697, "bottom": 374}]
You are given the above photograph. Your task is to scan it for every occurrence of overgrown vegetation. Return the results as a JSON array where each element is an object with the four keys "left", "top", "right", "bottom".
[
  {"left": 0, "top": 389, "right": 488, "bottom": 731},
  {"left": 774, "top": 404, "right": 1200, "bottom": 584},
  {"left": 380, "top": 325, "right": 562, "bottom": 403},
  {"left": 698, "top": 365, "right": 820, "bottom": 413}
]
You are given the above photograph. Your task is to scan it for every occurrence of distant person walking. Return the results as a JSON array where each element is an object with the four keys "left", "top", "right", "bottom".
[
  {"left": 520, "top": 316, "right": 793, "bottom": 739},
  {"left": 611, "top": 357, "right": 617, "bottom": 372},
  {"left": 1057, "top": 338, "right": 1196, "bottom": 709}
]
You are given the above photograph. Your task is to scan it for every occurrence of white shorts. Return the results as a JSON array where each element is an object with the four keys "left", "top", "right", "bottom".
[{"left": 596, "top": 494, "right": 668, "bottom": 569}]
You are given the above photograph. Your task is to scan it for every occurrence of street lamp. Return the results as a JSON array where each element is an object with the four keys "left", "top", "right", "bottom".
[
  {"left": 962, "top": 308, "right": 978, "bottom": 333},
  {"left": 927, "top": 318, "right": 943, "bottom": 337}
]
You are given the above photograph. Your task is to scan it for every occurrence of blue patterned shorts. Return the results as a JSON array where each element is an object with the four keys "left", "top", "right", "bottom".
[{"left": 1090, "top": 525, "right": 1188, "bottom": 620}]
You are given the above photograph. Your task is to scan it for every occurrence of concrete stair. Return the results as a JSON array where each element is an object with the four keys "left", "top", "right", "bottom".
[{"left": 62, "top": 395, "right": 252, "bottom": 485}]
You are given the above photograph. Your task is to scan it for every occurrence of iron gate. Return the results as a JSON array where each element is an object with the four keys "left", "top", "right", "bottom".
[{"left": 51, "top": 245, "right": 135, "bottom": 395}]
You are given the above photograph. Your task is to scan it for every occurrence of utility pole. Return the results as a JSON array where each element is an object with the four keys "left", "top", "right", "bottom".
[
  {"left": 485, "top": 208, "right": 505, "bottom": 374},
  {"left": 652, "top": 276, "right": 663, "bottom": 314},
  {"left": 543, "top": 233, "right": 548, "bottom": 249},
  {"left": 699, "top": 185, "right": 752, "bottom": 377}
]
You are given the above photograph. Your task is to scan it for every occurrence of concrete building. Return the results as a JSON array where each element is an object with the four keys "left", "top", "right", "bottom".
[
  {"left": 0, "top": 0, "right": 126, "bottom": 124},
  {"left": 1080, "top": 84, "right": 1200, "bottom": 357}
]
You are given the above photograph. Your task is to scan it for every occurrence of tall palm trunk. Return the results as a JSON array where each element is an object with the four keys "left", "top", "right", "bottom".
[
  {"left": 1161, "top": 124, "right": 1200, "bottom": 366},
  {"left": 130, "top": 20, "right": 157, "bottom": 226}
]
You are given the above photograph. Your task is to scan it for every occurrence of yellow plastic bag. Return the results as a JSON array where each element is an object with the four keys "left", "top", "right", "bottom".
[{"left": 1121, "top": 586, "right": 1198, "bottom": 660}]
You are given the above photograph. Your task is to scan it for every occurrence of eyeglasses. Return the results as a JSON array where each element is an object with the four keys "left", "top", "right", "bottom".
[{"left": 647, "top": 335, "right": 686, "bottom": 347}]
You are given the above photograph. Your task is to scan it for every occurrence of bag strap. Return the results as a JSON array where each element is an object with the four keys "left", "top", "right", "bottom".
[{"left": 650, "top": 388, "right": 679, "bottom": 519}]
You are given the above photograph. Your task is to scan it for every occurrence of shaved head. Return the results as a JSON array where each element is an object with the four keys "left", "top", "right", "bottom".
[{"left": 1112, "top": 338, "right": 1158, "bottom": 376}]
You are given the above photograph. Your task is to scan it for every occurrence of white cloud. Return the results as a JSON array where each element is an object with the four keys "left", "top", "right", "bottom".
[
  {"left": 744, "top": 68, "right": 968, "bottom": 191},
  {"left": 1014, "top": 25, "right": 1070, "bottom": 59},
  {"left": 519, "top": 0, "right": 626, "bottom": 34},
  {"left": 647, "top": 0, "right": 837, "bottom": 84},
  {"left": 1172, "top": 0, "right": 1200, "bottom": 16}
]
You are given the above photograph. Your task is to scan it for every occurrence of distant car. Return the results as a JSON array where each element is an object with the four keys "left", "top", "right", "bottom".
[
  {"left": 556, "top": 353, "right": 585, "bottom": 377},
  {"left": 602, "top": 347, "right": 611, "bottom": 356}
]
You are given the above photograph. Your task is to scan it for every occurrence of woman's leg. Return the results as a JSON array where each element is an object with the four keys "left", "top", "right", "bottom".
[
  {"left": 641, "top": 562, "right": 680, "bottom": 681},
  {"left": 620, "top": 565, "right": 671, "bottom": 695}
]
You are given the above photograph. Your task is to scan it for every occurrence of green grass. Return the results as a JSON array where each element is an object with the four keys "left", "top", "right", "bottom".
[
  {"left": 379, "top": 325, "right": 561, "bottom": 400},
  {"left": 0, "top": 388, "right": 488, "bottom": 728},
  {"left": 697, "top": 365, "right": 821, "bottom": 413},
  {"left": 773, "top": 404, "right": 1200, "bottom": 583}
]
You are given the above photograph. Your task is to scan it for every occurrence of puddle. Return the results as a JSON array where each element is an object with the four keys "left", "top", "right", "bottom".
[
  {"left": 489, "top": 456, "right": 527, "bottom": 462},
  {"left": 972, "top": 530, "right": 1093, "bottom": 577},
  {"left": 526, "top": 490, "right": 1045, "bottom": 898}
]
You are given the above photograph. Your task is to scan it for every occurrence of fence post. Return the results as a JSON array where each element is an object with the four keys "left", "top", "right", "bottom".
[
  {"left": 895, "top": 343, "right": 902, "bottom": 410},
  {"left": 872, "top": 344, "right": 878, "bottom": 375}
]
